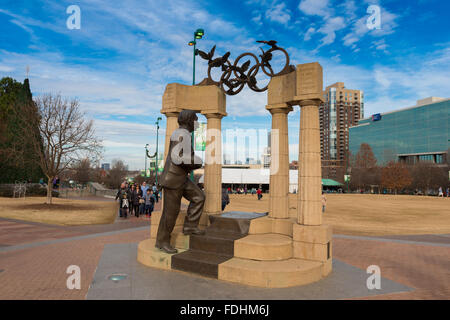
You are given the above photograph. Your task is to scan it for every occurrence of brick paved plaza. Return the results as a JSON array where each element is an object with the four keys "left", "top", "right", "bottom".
[{"left": 0, "top": 198, "right": 448, "bottom": 300}]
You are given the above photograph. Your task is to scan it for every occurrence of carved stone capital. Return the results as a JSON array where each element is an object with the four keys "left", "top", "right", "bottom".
[
  {"left": 299, "top": 99, "right": 322, "bottom": 107},
  {"left": 266, "top": 103, "right": 293, "bottom": 115},
  {"left": 203, "top": 112, "right": 225, "bottom": 119}
]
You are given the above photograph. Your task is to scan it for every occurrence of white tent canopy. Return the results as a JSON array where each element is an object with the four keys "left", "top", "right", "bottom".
[{"left": 199, "top": 168, "right": 300, "bottom": 192}]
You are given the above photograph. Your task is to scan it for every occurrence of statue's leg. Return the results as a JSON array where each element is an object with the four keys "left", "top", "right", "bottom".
[
  {"left": 182, "top": 179, "right": 205, "bottom": 229},
  {"left": 155, "top": 187, "right": 183, "bottom": 247}
]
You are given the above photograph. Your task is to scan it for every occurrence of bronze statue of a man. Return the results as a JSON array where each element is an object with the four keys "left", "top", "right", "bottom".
[{"left": 155, "top": 110, "right": 205, "bottom": 254}]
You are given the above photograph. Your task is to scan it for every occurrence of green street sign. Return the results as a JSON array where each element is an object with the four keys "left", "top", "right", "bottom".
[{"left": 195, "top": 122, "right": 206, "bottom": 151}]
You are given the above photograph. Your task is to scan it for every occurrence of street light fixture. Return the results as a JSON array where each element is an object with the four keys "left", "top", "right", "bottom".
[
  {"left": 187, "top": 28, "right": 205, "bottom": 182},
  {"left": 155, "top": 117, "right": 162, "bottom": 186}
]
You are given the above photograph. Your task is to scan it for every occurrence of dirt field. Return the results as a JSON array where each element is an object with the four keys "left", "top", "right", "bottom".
[
  {"left": 0, "top": 197, "right": 117, "bottom": 226},
  {"left": 226, "top": 193, "right": 450, "bottom": 236}
]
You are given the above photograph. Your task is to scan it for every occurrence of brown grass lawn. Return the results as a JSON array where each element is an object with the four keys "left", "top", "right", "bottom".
[
  {"left": 0, "top": 194, "right": 448, "bottom": 234},
  {"left": 226, "top": 193, "right": 450, "bottom": 236},
  {"left": 0, "top": 197, "right": 117, "bottom": 226}
]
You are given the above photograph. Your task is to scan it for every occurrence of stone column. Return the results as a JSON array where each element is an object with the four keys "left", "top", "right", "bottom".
[
  {"left": 297, "top": 99, "right": 322, "bottom": 225},
  {"left": 266, "top": 104, "right": 292, "bottom": 219},
  {"left": 203, "top": 113, "right": 223, "bottom": 215},
  {"left": 163, "top": 112, "right": 179, "bottom": 160}
]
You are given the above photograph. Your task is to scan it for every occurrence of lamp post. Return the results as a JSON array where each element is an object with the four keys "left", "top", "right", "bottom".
[
  {"left": 188, "top": 28, "right": 204, "bottom": 182},
  {"left": 155, "top": 117, "right": 162, "bottom": 186},
  {"left": 144, "top": 143, "right": 149, "bottom": 178},
  {"left": 188, "top": 28, "right": 204, "bottom": 86}
]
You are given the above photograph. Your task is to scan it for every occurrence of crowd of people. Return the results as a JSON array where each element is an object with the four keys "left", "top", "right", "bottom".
[{"left": 115, "top": 181, "right": 161, "bottom": 219}]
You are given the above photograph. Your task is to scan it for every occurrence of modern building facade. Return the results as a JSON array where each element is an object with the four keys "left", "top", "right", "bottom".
[
  {"left": 349, "top": 97, "right": 449, "bottom": 165},
  {"left": 320, "top": 82, "right": 364, "bottom": 179}
]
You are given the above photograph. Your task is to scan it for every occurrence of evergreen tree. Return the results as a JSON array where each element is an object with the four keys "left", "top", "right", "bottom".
[{"left": 0, "top": 77, "right": 44, "bottom": 183}]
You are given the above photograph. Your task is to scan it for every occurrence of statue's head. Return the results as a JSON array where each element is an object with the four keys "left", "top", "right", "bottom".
[{"left": 178, "top": 110, "right": 198, "bottom": 132}]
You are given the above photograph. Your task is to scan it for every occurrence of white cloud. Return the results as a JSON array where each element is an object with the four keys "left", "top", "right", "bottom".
[
  {"left": 342, "top": 6, "right": 399, "bottom": 49},
  {"left": 0, "top": 65, "right": 14, "bottom": 72},
  {"left": 374, "top": 69, "right": 391, "bottom": 88},
  {"left": 265, "top": 3, "right": 291, "bottom": 25},
  {"left": 303, "top": 27, "right": 316, "bottom": 41},
  {"left": 340, "top": 0, "right": 357, "bottom": 20},
  {"left": 298, "top": 0, "right": 331, "bottom": 17},
  {"left": 317, "top": 17, "right": 346, "bottom": 47},
  {"left": 251, "top": 13, "right": 263, "bottom": 26},
  {"left": 372, "top": 39, "right": 388, "bottom": 51}
]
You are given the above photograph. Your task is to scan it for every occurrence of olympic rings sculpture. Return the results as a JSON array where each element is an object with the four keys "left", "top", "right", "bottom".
[{"left": 197, "top": 40, "right": 294, "bottom": 95}]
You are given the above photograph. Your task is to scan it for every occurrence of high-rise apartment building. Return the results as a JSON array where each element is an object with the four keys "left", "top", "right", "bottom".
[{"left": 320, "top": 82, "right": 364, "bottom": 180}]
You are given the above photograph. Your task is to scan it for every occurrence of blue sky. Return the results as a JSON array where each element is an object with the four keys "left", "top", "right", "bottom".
[{"left": 1, "top": 0, "right": 449, "bottom": 169}]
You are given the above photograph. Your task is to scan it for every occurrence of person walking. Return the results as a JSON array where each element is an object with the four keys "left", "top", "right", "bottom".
[
  {"left": 138, "top": 187, "right": 145, "bottom": 216},
  {"left": 438, "top": 186, "right": 443, "bottom": 197},
  {"left": 152, "top": 184, "right": 159, "bottom": 203},
  {"left": 322, "top": 192, "right": 327, "bottom": 213},
  {"left": 446, "top": 187, "right": 449, "bottom": 197},
  {"left": 222, "top": 187, "right": 230, "bottom": 211},
  {"left": 141, "top": 181, "right": 149, "bottom": 195},
  {"left": 257, "top": 188, "right": 262, "bottom": 200},
  {"left": 115, "top": 182, "right": 129, "bottom": 218},
  {"left": 144, "top": 189, "right": 155, "bottom": 217},
  {"left": 129, "top": 185, "right": 136, "bottom": 216},
  {"left": 121, "top": 193, "right": 129, "bottom": 218},
  {"left": 131, "top": 185, "right": 141, "bottom": 217}
]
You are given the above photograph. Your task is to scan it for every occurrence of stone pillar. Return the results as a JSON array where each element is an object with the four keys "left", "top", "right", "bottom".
[
  {"left": 297, "top": 99, "right": 322, "bottom": 225},
  {"left": 203, "top": 113, "right": 223, "bottom": 215},
  {"left": 266, "top": 104, "right": 292, "bottom": 219},
  {"left": 163, "top": 112, "right": 179, "bottom": 160}
]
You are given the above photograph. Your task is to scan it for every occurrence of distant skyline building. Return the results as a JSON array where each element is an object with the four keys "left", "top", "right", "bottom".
[
  {"left": 349, "top": 97, "right": 449, "bottom": 165},
  {"left": 320, "top": 82, "right": 364, "bottom": 179},
  {"left": 262, "top": 131, "right": 271, "bottom": 168},
  {"left": 101, "top": 163, "right": 110, "bottom": 171}
]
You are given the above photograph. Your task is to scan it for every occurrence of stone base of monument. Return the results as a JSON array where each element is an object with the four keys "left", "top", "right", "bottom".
[
  {"left": 137, "top": 211, "right": 332, "bottom": 288},
  {"left": 218, "top": 215, "right": 332, "bottom": 288},
  {"left": 137, "top": 209, "right": 208, "bottom": 269}
]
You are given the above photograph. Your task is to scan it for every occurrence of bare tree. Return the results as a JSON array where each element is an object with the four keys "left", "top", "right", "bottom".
[
  {"left": 381, "top": 161, "right": 412, "bottom": 194},
  {"left": 355, "top": 143, "right": 377, "bottom": 168},
  {"left": 91, "top": 166, "right": 107, "bottom": 185},
  {"left": 26, "top": 94, "right": 102, "bottom": 203},
  {"left": 73, "top": 158, "right": 92, "bottom": 186},
  {"left": 105, "top": 159, "right": 128, "bottom": 189},
  {"left": 350, "top": 143, "right": 379, "bottom": 192},
  {"left": 410, "top": 161, "right": 448, "bottom": 195}
]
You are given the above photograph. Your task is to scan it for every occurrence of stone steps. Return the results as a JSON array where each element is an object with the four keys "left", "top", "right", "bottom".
[
  {"left": 234, "top": 234, "right": 293, "bottom": 261},
  {"left": 190, "top": 230, "right": 242, "bottom": 256},
  {"left": 171, "top": 212, "right": 263, "bottom": 278},
  {"left": 218, "top": 257, "right": 324, "bottom": 288},
  {"left": 137, "top": 238, "right": 187, "bottom": 270},
  {"left": 171, "top": 250, "right": 231, "bottom": 278}
]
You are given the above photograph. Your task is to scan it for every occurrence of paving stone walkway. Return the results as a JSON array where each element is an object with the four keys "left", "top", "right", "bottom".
[{"left": 0, "top": 209, "right": 448, "bottom": 299}]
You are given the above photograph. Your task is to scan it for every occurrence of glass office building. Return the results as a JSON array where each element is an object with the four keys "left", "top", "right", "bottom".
[{"left": 349, "top": 98, "right": 449, "bottom": 165}]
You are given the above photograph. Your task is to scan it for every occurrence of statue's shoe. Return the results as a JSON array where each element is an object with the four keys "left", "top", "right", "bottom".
[
  {"left": 156, "top": 243, "right": 178, "bottom": 254},
  {"left": 182, "top": 227, "right": 206, "bottom": 236}
]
